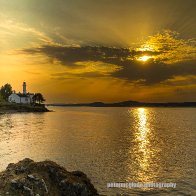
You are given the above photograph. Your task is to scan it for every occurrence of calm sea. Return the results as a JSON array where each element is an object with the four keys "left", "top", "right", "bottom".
[{"left": 0, "top": 107, "right": 195, "bottom": 195}]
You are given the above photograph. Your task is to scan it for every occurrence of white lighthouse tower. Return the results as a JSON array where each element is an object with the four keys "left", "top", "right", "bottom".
[
  {"left": 8, "top": 82, "right": 35, "bottom": 104},
  {"left": 23, "top": 82, "right": 27, "bottom": 95}
]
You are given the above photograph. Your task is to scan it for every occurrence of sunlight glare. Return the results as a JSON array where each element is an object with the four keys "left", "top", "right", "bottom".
[{"left": 138, "top": 55, "right": 151, "bottom": 62}]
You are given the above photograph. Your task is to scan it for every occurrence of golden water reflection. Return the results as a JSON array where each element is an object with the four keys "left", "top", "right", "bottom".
[
  {"left": 129, "top": 108, "right": 156, "bottom": 182},
  {"left": 137, "top": 108, "right": 150, "bottom": 171}
]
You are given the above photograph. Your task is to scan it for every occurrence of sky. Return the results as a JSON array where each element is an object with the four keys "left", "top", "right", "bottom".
[{"left": 0, "top": 0, "right": 196, "bottom": 103}]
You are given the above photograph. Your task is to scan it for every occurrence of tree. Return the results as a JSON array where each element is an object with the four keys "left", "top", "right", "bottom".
[
  {"left": 32, "top": 93, "right": 46, "bottom": 105},
  {"left": 0, "top": 84, "right": 12, "bottom": 101}
]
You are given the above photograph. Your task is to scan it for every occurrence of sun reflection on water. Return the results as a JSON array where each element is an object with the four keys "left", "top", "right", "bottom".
[
  {"left": 136, "top": 108, "right": 150, "bottom": 172},
  {"left": 128, "top": 108, "right": 156, "bottom": 182}
]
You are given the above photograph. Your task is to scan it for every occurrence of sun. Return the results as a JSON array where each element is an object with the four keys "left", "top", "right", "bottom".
[{"left": 138, "top": 56, "right": 151, "bottom": 62}]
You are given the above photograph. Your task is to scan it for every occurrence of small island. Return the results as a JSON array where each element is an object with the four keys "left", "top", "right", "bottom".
[{"left": 0, "top": 82, "right": 49, "bottom": 114}]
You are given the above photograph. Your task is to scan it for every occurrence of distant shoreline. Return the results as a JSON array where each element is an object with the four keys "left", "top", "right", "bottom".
[{"left": 47, "top": 101, "right": 196, "bottom": 108}]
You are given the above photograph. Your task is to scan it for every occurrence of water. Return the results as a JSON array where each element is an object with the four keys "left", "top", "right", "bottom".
[{"left": 0, "top": 107, "right": 195, "bottom": 195}]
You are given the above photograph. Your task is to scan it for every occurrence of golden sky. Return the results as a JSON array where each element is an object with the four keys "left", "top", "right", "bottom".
[{"left": 0, "top": 0, "right": 196, "bottom": 103}]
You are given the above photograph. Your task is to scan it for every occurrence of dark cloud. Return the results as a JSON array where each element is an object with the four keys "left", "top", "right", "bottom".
[
  {"left": 51, "top": 71, "right": 107, "bottom": 79},
  {"left": 113, "top": 60, "right": 196, "bottom": 85},
  {"left": 23, "top": 44, "right": 196, "bottom": 85},
  {"left": 24, "top": 45, "right": 131, "bottom": 65}
]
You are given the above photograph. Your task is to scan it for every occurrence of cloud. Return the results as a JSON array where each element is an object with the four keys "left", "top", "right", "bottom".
[
  {"left": 1, "top": 1, "right": 196, "bottom": 102},
  {"left": 163, "top": 75, "right": 196, "bottom": 86},
  {"left": 50, "top": 60, "right": 121, "bottom": 80},
  {"left": 0, "top": 17, "right": 55, "bottom": 52},
  {"left": 25, "top": 46, "right": 196, "bottom": 85},
  {"left": 135, "top": 30, "right": 196, "bottom": 64},
  {"left": 21, "top": 30, "right": 196, "bottom": 85},
  {"left": 23, "top": 70, "right": 41, "bottom": 75},
  {"left": 113, "top": 60, "right": 196, "bottom": 85}
]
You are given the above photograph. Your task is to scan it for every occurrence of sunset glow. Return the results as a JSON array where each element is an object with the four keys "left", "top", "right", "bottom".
[
  {"left": 138, "top": 56, "right": 151, "bottom": 62},
  {"left": 0, "top": 2, "right": 195, "bottom": 195},
  {"left": 0, "top": 1, "right": 195, "bottom": 103}
]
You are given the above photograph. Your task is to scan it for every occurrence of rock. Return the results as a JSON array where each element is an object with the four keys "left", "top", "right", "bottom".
[
  {"left": 0, "top": 158, "right": 99, "bottom": 196},
  {"left": 41, "top": 179, "right": 48, "bottom": 193},
  {"left": 0, "top": 103, "right": 50, "bottom": 114},
  {"left": 23, "top": 186, "right": 34, "bottom": 196},
  {"left": 27, "top": 174, "right": 36, "bottom": 181}
]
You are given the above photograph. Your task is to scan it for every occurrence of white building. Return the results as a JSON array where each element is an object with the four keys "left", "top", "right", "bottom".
[{"left": 8, "top": 82, "right": 34, "bottom": 104}]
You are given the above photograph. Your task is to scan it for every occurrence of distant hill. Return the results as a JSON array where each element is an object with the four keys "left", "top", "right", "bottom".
[{"left": 47, "top": 101, "right": 196, "bottom": 107}]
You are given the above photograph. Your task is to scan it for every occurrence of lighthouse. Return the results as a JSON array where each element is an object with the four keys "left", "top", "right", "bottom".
[
  {"left": 23, "top": 82, "right": 27, "bottom": 95},
  {"left": 8, "top": 82, "right": 35, "bottom": 104}
]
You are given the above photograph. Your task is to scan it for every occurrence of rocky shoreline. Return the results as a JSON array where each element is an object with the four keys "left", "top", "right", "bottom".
[
  {"left": 0, "top": 103, "right": 49, "bottom": 113},
  {"left": 0, "top": 158, "right": 99, "bottom": 196}
]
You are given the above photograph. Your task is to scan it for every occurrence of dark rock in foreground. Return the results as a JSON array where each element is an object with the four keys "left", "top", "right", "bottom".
[{"left": 0, "top": 158, "right": 99, "bottom": 196}]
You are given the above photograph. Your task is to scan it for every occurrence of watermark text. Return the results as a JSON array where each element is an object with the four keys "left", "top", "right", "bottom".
[{"left": 107, "top": 182, "right": 176, "bottom": 189}]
